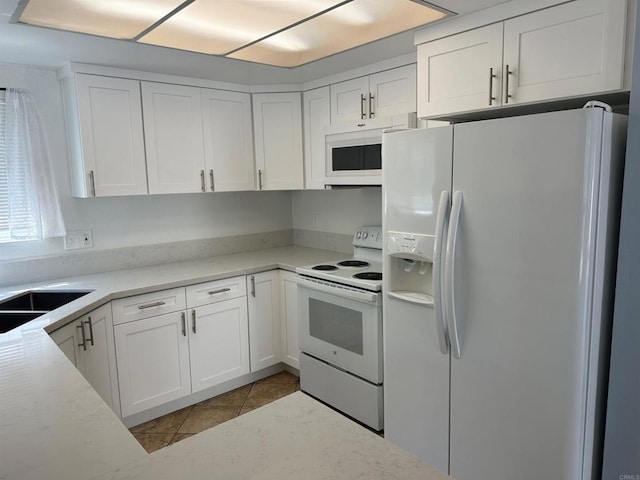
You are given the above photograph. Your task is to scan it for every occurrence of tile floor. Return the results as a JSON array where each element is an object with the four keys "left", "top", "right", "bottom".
[{"left": 130, "top": 371, "right": 300, "bottom": 453}]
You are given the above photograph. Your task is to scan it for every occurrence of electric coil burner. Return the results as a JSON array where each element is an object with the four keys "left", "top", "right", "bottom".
[
  {"left": 354, "top": 272, "right": 382, "bottom": 281},
  {"left": 337, "top": 260, "right": 370, "bottom": 268},
  {"left": 312, "top": 265, "right": 339, "bottom": 271}
]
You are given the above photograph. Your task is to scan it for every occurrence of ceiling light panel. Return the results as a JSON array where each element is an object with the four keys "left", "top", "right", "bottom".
[
  {"left": 139, "top": 0, "right": 347, "bottom": 55},
  {"left": 19, "top": 0, "right": 185, "bottom": 39},
  {"left": 228, "top": 0, "right": 448, "bottom": 67}
]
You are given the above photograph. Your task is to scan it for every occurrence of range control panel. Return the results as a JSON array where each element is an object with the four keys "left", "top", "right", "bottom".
[{"left": 353, "top": 225, "right": 383, "bottom": 249}]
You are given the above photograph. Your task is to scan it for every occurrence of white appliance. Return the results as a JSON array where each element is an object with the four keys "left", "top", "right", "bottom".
[
  {"left": 297, "top": 226, "right": 383, "bottom": 430},
  {"left": 382, "top": 106, "right": 627, "bottom": 480},
  {"left": 324, "top": 114, "right": 416, "bottom": 186}
]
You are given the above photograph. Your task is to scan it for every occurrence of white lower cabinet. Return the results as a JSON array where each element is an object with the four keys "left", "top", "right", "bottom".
[
  {"left": 50, "top": 303, "right": 120, "bottom": 415},
  {"left": 114, "top": 311, "right": 192, "bottom": 417},
  {"left": 188, "top": 298, "right": 250, "bottom": 393},
  {"left": 247, "top": 271, "right": 281, "bottom": 371},
  {"left": 109, "top": 270, "right": 299, "bottom": 418},
  {"left": 279, "top": 270, "right": 299, "bottom": 369}
]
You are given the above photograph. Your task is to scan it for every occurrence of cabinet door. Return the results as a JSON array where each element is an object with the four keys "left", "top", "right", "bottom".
[
  {"left": 189, "top": 298, "right": 250, "bottom": 393},
  {"left": 114, "top": 311, "right": 191, "bottom": 417},
  {"left": 74, "top": 74, "right": 147, "bottom": 197},
  {"left": 330, "top": 76, "right": 370, "bottom": 124},
  {"left": 417, "top": 23, "right": 503, "bottom": 118},
  {"left": 80, "top": 304, "right": 120, "bottom": 415},
  {"left": 142, "top": 82, "right": 206, "bottom": 194},
  {"left": 247, "top": 271, "right": 281, "bottom": 371},
  {"left": 369, "top": 64, "right": 417, "bottom": 119},
  {"left": 201, "top": 89, "right": 255, "bottom": 192},
  {"left": 279, "top": 271, "right": 299, "bottom": 369},
  {"left": 302, "top": 87, "right": 330, "bottom": 190},
  {"left": 50, "top": 319, "right": 86, "bottom": 374},
  {"left": 503, "top": 0, "right": 627, "bottom": 105},
  {"left": 252, "top": 93, "right": 304, "bottom": 190}
]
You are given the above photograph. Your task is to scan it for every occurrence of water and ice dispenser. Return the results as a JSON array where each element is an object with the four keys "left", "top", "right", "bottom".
[{"left": 385, "top": 232, "right": 435, "bottom": 305}]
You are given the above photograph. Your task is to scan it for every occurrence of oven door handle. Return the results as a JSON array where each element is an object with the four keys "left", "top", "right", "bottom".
[{"left": 296, "top": 276, "right": 379, "bottom": 304}]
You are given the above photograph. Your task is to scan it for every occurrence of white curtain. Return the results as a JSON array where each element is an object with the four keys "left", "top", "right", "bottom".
[{"left": 4, "top": 88, "right": 65, "bottom": 240}]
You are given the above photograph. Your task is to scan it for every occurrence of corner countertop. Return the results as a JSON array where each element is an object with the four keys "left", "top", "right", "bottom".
[{"left": 0, "top": 246, "right": 450, "bottom": 480}]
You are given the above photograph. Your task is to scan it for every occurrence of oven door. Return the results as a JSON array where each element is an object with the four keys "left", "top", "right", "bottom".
[{"left": 297, "top": 277, "right": 382, "bottom": 384}]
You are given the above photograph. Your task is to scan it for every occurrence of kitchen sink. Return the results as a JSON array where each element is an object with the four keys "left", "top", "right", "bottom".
[
  {"left": 0, "top": 311, "right": 48, "bottom": 333},
  {"left": 0, "top": 291, "right": 91, "bottom": 311},
  {"left": 0, "top": 290, "right": 92, "bottom": 333}
]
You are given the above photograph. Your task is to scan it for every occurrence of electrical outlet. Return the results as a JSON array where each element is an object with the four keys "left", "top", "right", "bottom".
[{"left": 64, "top": 230, "right": 93, "bottom": 250}]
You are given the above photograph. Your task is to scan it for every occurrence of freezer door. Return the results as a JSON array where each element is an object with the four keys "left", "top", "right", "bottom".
[
  {"left": 382, "top": 126, "right": 453, "bottom": 236},
  {"left": 383, "top": 297, "right": 450, "bottom": 474},
  {"left": 448, "top": 109, "right": 608, "bottom": 480}
]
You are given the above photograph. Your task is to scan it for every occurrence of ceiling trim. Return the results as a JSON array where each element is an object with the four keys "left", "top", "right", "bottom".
[
  {"left": 131, "top": 0, "right": 196, "bottom": 42},
  {"left": 222, "top": 0, "right": 353, "bottom": 57}
]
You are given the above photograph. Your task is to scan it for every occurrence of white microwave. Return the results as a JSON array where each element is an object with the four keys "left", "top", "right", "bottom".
[{"left": 324, "top": 113, "right": 416, "bottom": 186}]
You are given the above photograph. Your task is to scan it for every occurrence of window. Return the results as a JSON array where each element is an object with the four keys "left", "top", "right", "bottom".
[{"left": 0, "top": 89, "right": 65, "bottom": 243}]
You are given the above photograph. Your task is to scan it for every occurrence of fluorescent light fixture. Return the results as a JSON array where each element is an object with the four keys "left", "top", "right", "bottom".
[
  {"left": 229, "top": 0, "right": 448, "bottom": 67},
  {"left": 19, "top": 0, "right": 186, "bottom": 39},
  {"left": 139, "top": 0, "right": 346, "bottom": 55},
  {"left": 17, "top": 0, "right": 451, "bottom": 67}
]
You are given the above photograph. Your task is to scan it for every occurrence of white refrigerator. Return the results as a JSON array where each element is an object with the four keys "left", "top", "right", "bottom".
[{"left": 382, "top": 107, "right": 627, "bottom": 480}]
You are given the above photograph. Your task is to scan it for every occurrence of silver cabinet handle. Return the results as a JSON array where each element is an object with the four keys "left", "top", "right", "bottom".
[
  {"left": 360, "top": 94, "right": 366, "bottom": 119},
  {"left": 208, "top": 287, "right": 231, "bottom": 296},
  {"left": 191, "top": 309, "right": 197, "bottom": 334},
  {"left": 258, "top": 169, "right": 263, "bottom": 190},
  {"left": 488, "top": 67, "right": 496, "bottom": 105},
  {"left": 504, "top": 65, "right": 513, "bottom": 104},
  {"left": 89, "top": 170, "right": 96, "bottom": 197},
  {"left": 368, "top": 93, "right": 374, "bottom": 118},
  {"left": 77, "top": 324, "right": 87, "bottom": 351},
  {"left": 83, "top": 317, "right": 94, "bottom": 347},
  {"left": 181, "top": 312, "right": 186, "bottom": 337},
  {"left": 250, "top": 276, "right": 256, "bottom": 297},
  {"left": 209, "top": 169, "right": 215, "bottom": 191},
  {"left": 200, "top": 170, "right": 205, "bottom": 192},
  {"left": 137, "top": 301, "right": 166, "bottom": 310}
]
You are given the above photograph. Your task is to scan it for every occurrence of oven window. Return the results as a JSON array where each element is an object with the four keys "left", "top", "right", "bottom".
[{"left": 308, "top": 298, "right": 363, "bottom": 355}]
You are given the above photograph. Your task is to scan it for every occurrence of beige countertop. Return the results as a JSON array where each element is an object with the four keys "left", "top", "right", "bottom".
[{"left": 0, "top": 246, "right": 450, "bottom": 480}]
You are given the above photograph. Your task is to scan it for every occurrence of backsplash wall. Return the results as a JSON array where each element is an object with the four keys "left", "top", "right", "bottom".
[{"left": 291, "top": 188, "right": 382, "bottom": 253}]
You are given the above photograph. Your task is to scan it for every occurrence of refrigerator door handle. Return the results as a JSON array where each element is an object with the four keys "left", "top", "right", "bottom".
[
  {"left": 445, "top": 191, "right": 464, "bottom": 359},
  {"left": 433, "top": 190, "right": 450, "bottom": 355}
]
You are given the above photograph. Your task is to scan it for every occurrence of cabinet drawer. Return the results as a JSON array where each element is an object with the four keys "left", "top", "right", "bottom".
[
  {"left": 112, "top": 287, "right": 186, "bottom": 325},
  {"left": 186, "top": 276, "right": 247, "bottom": 308}
]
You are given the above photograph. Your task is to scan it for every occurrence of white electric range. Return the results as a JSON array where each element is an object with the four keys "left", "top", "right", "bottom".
[{"left": 296, "top": 226, "right": 383, "bottom": 431}]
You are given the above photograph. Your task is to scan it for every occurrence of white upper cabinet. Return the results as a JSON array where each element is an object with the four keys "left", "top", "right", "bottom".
[
  {"left": 502, "top": 0, "right": 627, "bottom": 104},
  {"left": 142, "top": 82, "right": 206, "bottom": 194},
  {"left": 64, "top": 74, "right": 148, "bottom": 197},
  {"left": 330, "top": 65, "right": 417, "bottom": 125},
  {"left": 201, "top": 89, "right": 255, "bottom": 192},
  {"left": 252, "top": 92, "right": 304, "bottom": 191},
  {"left": 417, "top": 24, "right": 503, "bottom": 118},
  {"left": 369, "top": 65, "right": 417, "bottom": 119},
  {"left": 302, "top": 87, "right": 330, "bottom": 190},
  {"left": 417, "top": 0, "right": 628, "bottom": 118},
  {"left": 330, "top": 76, "right": 370, "bottom": 125}
]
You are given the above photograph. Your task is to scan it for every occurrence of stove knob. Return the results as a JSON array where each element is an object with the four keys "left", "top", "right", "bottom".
[
  {"left": 356, "top": 232, "right": 362, "bottom": 239},
  {"left": 362, "top": 232, "right": 368, "bottom": 239}
]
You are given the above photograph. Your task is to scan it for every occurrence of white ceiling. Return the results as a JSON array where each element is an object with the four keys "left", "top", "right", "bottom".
[{"left": 0, "top": 0, "right": 511, "bottom": 84}]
